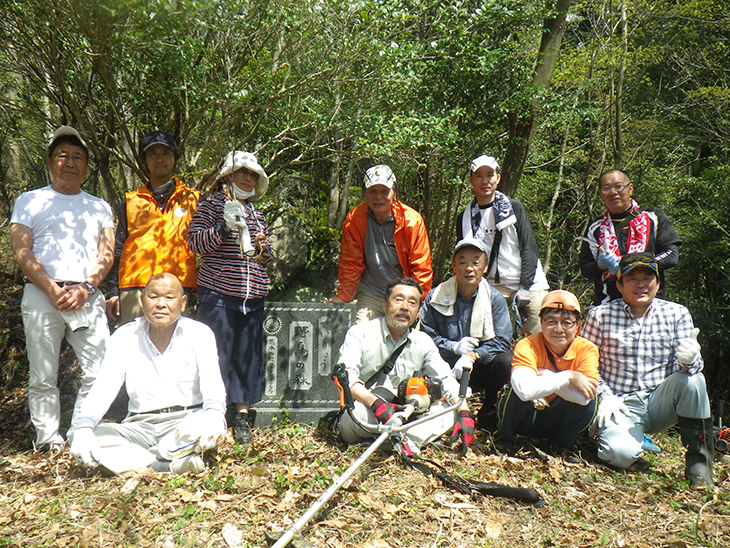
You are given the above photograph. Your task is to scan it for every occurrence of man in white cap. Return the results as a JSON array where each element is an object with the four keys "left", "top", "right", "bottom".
[
  {"left": 69, "top": 273, "right": 227, "bottom": 475},
  {"left": 420, "top": 238, "right": 512, "bottom": 428},
  {"left": 457, "top": 155, "right": 549, "bottom": 335},
  {"left": 10, "top": 125, "right": 115, "bottom": 452},
  {"left": 105, "top": 130, "right": 200, "bottom": 324},
  {"left": 327, "top": 164, "right": 433, "bottom": 324}
]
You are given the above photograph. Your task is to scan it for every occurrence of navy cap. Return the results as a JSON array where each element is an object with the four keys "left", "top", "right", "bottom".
[{"left": 140, "top": 131, "right": 177, "bottom": 153}]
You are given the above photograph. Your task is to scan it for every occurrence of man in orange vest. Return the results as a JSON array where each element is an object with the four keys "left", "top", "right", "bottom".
[{"left": 106, "top": 131, "right": 199, "bottom": 324}]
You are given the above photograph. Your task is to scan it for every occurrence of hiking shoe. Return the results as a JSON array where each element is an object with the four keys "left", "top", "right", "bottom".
[
  {"left": 35, "top": 442, "right": 64, "bottom": 455},
  {"left": 170, "top": 454, "right": 206, "bottom": 475},
  {"left": 559, "top": 451, "right": 582, "bottom": 464},
  {"left": 233, "top": 412, "right": 253, "bottom": 445}
]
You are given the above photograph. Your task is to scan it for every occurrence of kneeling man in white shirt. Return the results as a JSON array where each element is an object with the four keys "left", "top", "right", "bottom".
[{"left": 70, "top": 272, "right": 227, "bottom": 475}]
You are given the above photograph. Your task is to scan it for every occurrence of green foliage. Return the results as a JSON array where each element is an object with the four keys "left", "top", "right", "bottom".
[{"left": 1, "top": 0, "right": 730, "bottom": 396}]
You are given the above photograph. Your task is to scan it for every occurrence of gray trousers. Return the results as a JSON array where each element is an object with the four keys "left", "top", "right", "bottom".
[
  {"left": 338, "top": 399, "right": 456, "bottom": 451},
  {"left": 91, "top": 410, "right": 203, "bottom": 475},
  {"left": 596, "top": 371, "right": 711, "bottom": 468}
]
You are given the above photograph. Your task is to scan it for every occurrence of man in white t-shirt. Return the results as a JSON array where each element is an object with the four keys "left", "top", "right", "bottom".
[
  {"left": 10, "top": 126, "right": 115, "bottom": 452},
  {"left": 456, "top": 155, "right": 549, "bottom": 335}
]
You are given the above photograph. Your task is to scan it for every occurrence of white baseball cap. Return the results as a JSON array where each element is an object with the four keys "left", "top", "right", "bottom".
[
  {"left": 364, "top": 164, "right": 396, "bottom": 189},
  {"left": 48, "top": 126, "right": 88, "bottom": 153},
  {"left": 470, "top": 155, "right": 499, "bottom": 172}
]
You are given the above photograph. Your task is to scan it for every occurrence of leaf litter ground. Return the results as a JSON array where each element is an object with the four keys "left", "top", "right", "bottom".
[{"left": 0, "top": 281, "right": 729, "bottom": 547}]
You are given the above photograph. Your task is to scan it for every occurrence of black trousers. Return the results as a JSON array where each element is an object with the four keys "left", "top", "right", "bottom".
[
  {"left": 495, "top": 386, "right": 597, "bottom": 452},
  {"left": 468, "top": 351, "right": 513, "bottom": 419}
]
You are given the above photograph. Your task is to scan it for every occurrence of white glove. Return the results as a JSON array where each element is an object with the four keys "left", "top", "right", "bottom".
[
  {"left": 596, "top": 394, "right": 631, "bottom": 429},
  {"left": 223, "top": 200, "right": 245, "bottom": 230},
  {"left": 453, "top": 336, "right": 479, "bottom": 355},
  {"left": 452, "top": 354, "right": 475, "bottom": 381},
  {"left": 597, "top": 252, "right": 620, "bottom": 275},
  {"left": 676, "top": 327, "right": 701, "bottom": 365},
  {"left": 513, "top": 288, "right": 531, "bottom": 309},
  {"left": 198, "top": 410, "right": 228, "bottom": 451},
  {"left": 69, "top": 426, "right": 100, "bottom": 467}
]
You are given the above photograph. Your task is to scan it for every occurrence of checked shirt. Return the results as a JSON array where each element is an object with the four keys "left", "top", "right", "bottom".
[{"left": 581, "top": 298, "right": 703, "bottom": 399}]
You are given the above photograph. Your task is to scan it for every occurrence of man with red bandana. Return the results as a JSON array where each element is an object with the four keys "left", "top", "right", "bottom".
[{"left": 579, "top": 169, "right": 680, "bottom": 305}]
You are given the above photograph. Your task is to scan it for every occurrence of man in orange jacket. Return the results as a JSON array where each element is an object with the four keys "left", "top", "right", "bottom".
[
  {"left": 106, "top": 131, "right": 199, "bottom": 324},
  {"left": 327, "top": 165, "right": 432, "bottom": 324}
]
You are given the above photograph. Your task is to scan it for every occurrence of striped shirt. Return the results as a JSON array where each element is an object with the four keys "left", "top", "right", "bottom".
[
  {"left": 581, "top": 298, "right": 703, "bottom": 398},
  {"left": 187, "top": 191, "right": 271, "bottom": 300}
]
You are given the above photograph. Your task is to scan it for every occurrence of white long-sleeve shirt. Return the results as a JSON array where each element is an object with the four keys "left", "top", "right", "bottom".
[{"left": 76, "top": 316, "right": 227, "bottom": 428}]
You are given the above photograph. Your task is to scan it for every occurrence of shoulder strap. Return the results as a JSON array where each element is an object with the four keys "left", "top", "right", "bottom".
[
  {"left": 542, "top": 338, "right": 559, "bottom": 373},
  {"left": 486, "top": 229, "right": 503, "bottom": 284},
  {"left": 364, "top": 340, "right": 409, "bottom": 389}
]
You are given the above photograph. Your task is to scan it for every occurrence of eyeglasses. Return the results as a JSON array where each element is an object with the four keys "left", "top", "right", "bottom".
[
  {"left": 542, "top": 319, "right": 578, "bottom": 330},
  {"left": 53, "top": 153, "right": 87, "bottom": 164},
  {"left": 234, "top": 167, "right": 260, "bottom": 181},
  {"left": 599, "top": 184, "right": 629, "bottom": 194}
]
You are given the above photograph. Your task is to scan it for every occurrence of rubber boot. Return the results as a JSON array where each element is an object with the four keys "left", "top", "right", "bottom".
[{"left": 677, "top": 416, "right": 714, "bottom": 487}]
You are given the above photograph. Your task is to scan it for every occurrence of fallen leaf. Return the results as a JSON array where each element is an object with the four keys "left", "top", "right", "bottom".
[
  {"left": 222, "top": 522, "right": 244, "bottom": 548},
  {"left": 120, "top": 477, "right": 139, "bottom": 495}
]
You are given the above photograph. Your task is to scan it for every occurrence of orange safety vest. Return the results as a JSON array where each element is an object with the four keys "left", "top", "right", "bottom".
[{"left": 118, "top": 178, "right": 200, "bottom": 289}]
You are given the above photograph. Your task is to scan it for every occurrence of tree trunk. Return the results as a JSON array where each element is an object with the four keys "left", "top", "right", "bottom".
[
  {"left": 613, "top": 0, "right": 627, "bottom": 169},
  {"left": 500, "top": 0, "right": 573, "bottom": 197}
]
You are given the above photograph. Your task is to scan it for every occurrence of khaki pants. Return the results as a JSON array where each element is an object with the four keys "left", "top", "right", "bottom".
[
  {"left": 491, "top": 285, "right": 548, "bottom": 336},
  {"left": 354, "top": 287, "right": 385, "bottom": 325}
]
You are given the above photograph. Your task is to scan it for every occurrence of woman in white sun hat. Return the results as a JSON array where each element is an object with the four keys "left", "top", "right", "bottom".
[{"left": 187, "top": 151, "right": 272, "bottom": 445}]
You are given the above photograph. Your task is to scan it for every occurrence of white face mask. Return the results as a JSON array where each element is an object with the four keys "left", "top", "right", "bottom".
[{"left": 232, "top": 184, "right": 256, "bottom": 200}]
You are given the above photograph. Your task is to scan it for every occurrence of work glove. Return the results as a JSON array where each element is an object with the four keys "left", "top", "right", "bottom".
[
  {"left": 369, "top": 397, "right": 405, "bottom": 425},
  {"left": 452, "top": 354, "right": 475, "bottom": 381},
  {"left": 197, "top": 409, "right": 228, "bottom": 451},
  {"left": 69, "top": 426, "right": 100, "bottom": 467},
  {"left": 449, "top": 410, "right": 476, "bottom": 456},
  {"left": 676, "top": 327, "right": 701, "bottom": 366},
  {"left": 173, "top": 409, "right": 228, "bottom": 453},
  {"left": 595, "top": 394, "right": 631, "bottom": 429},
  {"left": 223, "top": 200, "right": 245, "bottom": 230},
  {"left": 597, "top": 252, "right": 620, "bottom": 275},
  {"left": 453, "top": 336, "right": 479, "bottom": 356},
  {"left": 513, "top": 288, "right": 531, "bottom": 309}
]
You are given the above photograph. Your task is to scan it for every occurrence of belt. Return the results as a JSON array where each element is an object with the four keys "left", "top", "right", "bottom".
[
  {"left": 56, "top": 281, "right": 83, "bottom": 287},
  {"left": 130, "top": 403, "right": 203, "bottom": 416}
]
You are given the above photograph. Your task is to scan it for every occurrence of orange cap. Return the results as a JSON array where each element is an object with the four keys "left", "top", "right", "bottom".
[{"left": 540, "top": 290, "right": 581, "bottom": 314}]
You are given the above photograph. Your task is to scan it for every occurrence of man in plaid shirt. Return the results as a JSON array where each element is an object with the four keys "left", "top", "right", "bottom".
[{"left": 582, "top": 252, "right": 713, "bottom": 487}]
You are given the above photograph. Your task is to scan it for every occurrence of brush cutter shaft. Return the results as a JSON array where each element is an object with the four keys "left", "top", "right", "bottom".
[{"left": 269, "top": 429, "right": 391, "bottom": 548}]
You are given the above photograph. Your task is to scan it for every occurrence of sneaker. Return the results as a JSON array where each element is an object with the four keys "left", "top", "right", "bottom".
[
  {"left": 233, "top": 412, "right": 253, "bottom": 445},
  {"left": 170, "top": 454, "right": 206, "bottom": 475}
]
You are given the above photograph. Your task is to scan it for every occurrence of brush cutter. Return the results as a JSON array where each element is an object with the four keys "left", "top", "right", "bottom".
[{"left": 265, "top": 362, "right": 473, "bottom": 548}]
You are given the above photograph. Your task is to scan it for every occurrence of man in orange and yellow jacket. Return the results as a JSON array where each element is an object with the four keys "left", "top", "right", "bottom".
[{"left": 106, "top": 131, "right": 199, "bottom": 324}]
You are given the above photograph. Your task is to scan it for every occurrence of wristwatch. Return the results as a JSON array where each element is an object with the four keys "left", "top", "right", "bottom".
[{"left": 80, "top": 281, "right": 97, "bottom": 295}]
